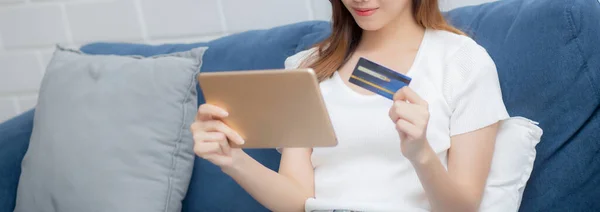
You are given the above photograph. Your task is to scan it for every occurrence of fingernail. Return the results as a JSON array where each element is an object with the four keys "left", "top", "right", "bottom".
[{"left": 222, "top": 111, "right": 229, "bottom": 116}]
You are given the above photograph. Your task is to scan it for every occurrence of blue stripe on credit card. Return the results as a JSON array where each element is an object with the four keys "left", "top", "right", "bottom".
[{"left": 349, "top": 57, "right": 412, "bottom": 100}]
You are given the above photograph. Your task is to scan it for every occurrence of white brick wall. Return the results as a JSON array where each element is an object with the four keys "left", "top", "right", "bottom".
[{"left": 0, "top": 0, "right": 494, "bottom": 122}]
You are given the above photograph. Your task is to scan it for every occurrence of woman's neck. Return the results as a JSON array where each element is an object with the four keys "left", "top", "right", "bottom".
[{"left": 357, "top": 12, "right": 425, "bottom": 54}]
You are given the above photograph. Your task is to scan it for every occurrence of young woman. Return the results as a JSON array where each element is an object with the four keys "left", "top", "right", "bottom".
[{"left": 190, "top": 0, "right": 509, "bottom": 211}]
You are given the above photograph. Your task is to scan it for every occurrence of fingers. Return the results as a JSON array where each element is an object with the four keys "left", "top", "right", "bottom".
[
  {"left": 194, "top": 140, "right": 232, "bottom": 166},
  {"left": 395, "top": 119, "right": 422, "bottom": 139},
  {"left": 393, "top": 87, "right": 428, "bottom": 107},
  {"left": 196, "top": 104, "right": 229, "bottom": 121},
  {"left": 193, "top": 141, "right": 222, "bottom": 156},
  {"left": 389, "top": 106, "right": 400, "bottom": 122},
  {"left": 201, "top": 120, "right": 245, "bottom": 145},
  {"left": 193, "top": 132, "right": 231, "bottom": 158},
  {"left": 191, "top": 105, "right": 239, "bottom": 166},
  {"left": 199, "top": 132, "right": 231, "bottom": 155},
  {"left": 389, "top": 101, "right": 428, "bottom": 126}
]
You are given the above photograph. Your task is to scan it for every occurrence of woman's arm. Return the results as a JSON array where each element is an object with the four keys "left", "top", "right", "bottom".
[
  {"left": 222, "top": 148, "right": 314, "bottom": 212},
  {"left": 411, "top": 124, "right": 498, "bottom": 212},
  {"left": 390, "top": 87, "right": 498, "bottom": 212},
  {"left": 193, "top": 104, "right": 314, "bottom": 212}
]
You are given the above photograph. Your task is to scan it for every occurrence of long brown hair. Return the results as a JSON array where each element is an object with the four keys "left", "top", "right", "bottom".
[{"left": 305, "top": 0, "right": 465, "bottom": 82}]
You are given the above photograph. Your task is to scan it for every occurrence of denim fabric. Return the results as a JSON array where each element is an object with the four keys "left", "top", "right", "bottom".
[{"left": 0, "top": 110, "right": 34, "bottom": 212}]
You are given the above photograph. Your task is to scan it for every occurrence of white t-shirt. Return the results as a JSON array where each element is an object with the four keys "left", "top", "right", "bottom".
[{"left": 283, "top": 28, "right": 510, "bottom": 212}]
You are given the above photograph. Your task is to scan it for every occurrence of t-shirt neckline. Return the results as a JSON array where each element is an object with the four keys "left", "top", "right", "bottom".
[{"left": 332, "top": 28, "right": 431, "bottom": 101}]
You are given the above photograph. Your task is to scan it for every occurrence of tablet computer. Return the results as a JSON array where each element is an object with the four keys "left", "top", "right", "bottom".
[{"left": 197, "top": 68, "right": 337, "bottom": 149}]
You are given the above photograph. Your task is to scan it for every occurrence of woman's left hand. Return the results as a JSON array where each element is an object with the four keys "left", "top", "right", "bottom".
[{"left": 389, "top": 87, "right": 432, "bottom": 162}]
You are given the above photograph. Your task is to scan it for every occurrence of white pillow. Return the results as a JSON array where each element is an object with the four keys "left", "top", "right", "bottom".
[{"left": 480, "top": 116, "right": 543, "bottom": 212}]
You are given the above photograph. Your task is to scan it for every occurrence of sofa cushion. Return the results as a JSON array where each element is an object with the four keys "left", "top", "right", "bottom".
[
  {"left": 0, "top": 110, "right": 34, "bottom": 212},
  {"left": 77, "top": 0, "right": 600, "bottom": 210},
  {"left": 446, "top": 0, "right": 600, "bottom": 210},
  {"left": 81, "top": 21, "right": 331, "bottom": 212},
  {"left": 13, "top": 46, "right": 205, "bottom": 212},
  {"left": 81, "top": 20, "right": 330, "bottom": 105},
  {"left": 1, "top": 0, "right": 596, "bottom": 211}
]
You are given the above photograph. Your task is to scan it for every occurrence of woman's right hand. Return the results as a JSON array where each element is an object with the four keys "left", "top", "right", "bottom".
[
  {"left": 191, "top": 104, "right": 246, "bottom": 169},
  {"left": 192, "top": 105, "right": 312, "bottom": 212}
]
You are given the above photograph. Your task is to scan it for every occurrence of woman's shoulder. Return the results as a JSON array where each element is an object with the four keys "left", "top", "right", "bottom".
[
  {"left": 284, "top": 47, "right": 319, "bottom": 69},
  {"left": 428, "top": 28, "right": 492, "bottom": 62},
  {"left": 428, "top": 28, "right": 497, "bottom": 78},
  {"left": 429, "top": 30, "right": 509, "bottom": 135}
]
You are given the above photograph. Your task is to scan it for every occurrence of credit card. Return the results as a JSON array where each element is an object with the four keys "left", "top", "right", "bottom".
[{"left": 349, "top": 57, "right": 412, "bottom": 100}]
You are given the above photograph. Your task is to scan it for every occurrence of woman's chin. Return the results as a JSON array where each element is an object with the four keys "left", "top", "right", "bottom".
[{"left": 356, "top": 21, "right": 385, "bottom": 32}]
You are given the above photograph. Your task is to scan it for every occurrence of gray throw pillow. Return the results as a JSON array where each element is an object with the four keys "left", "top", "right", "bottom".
[{"left": 14, "top": 46, "right": 207, "bottom": 212}]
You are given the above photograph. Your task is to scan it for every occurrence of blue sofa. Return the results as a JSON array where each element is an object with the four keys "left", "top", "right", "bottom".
[{"left": 1, "top": 0, "right": 599, "bottom": 211}]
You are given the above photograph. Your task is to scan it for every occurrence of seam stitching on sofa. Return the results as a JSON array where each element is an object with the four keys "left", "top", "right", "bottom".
[
  {"left": 501, "top": 1, "right": 524, "bottom": 45},
  {"left": 288, "top": 24, "right": 314, "bottom": 66},
  {"left": 163, "top": 51, "right": 204, "bottom": 212},
  {"left": 295, "top": 23, "right": 317, "bottom": 54},
  {"left": 583, "top": 63, "right": 599, "bottom": 100},
  {"left": 565, "top": 3, "right": 600, "bottom": 99}
]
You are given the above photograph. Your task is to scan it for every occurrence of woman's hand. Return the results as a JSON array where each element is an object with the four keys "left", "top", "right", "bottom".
[
  {"left": 191, "top": 104, "right": 246, "bottom": 169},
  {"left": 389, "top": 87, "right": 432, "bottom": 162}
]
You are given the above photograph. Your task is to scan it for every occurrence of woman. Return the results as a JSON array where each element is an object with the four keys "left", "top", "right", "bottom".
[{"left": 190, "top": 0, "right": 509, "bottom": 211}]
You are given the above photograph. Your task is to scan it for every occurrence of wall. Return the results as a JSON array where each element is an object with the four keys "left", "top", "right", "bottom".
[{"left": 0, "top": 0, "right": 496, "bottom": 122}]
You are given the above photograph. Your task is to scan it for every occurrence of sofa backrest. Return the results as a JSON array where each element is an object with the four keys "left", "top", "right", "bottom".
[
  {"left": 446, "top": 0, "right": 600, "bottom": 210},
  {"left": 1, "top": 0, "right": 597, "bottom": 211},
  {"left": 82, "top": 0, "right": 600, "bottom": 210},
  {"left": 82, "top": 20, "right": 331, "bottom": 212}
]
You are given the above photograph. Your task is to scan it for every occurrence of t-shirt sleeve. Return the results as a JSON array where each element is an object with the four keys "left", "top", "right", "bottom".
[
  {"left": 446, "top": 41, "right": 510, "bottom": 136},
  {"left": 284, "top": 48, "right": 318, "bottom": 69}
]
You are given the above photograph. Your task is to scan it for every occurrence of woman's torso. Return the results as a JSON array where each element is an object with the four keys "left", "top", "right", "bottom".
[{"left": 283, "top": 28, "right": 505, "bottom": 212}]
